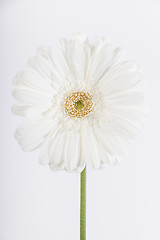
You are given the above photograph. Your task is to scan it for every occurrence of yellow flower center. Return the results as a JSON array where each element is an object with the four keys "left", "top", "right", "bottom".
[
  {"left": 74, "top": 100, "right": 84, "bottom": 110},
  {"left": 65, "top": 91, "right": 94, "bottom": 118}
]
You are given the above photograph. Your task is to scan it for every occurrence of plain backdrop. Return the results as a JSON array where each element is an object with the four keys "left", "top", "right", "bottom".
[{"left": 0, "top": 0, "right": 159, "bottom": 239}]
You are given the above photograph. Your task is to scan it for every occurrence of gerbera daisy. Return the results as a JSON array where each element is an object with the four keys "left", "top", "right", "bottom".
[{"left": 12, "top": 33, "right": 147, "bottom": 173}]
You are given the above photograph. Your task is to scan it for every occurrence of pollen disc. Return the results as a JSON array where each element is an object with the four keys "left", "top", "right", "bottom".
[{"left": 65, "top": 91, "right": 94, "bottom": 118}]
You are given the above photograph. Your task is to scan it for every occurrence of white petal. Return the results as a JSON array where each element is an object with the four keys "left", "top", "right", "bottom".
[
  {"left": 59, "top": 38, "right": 90, "bottom": 85},
  {"left": 27, "top": 48, "right": 54, "bottom": 79},
  {"left": 12, "top": 104, "right": 30, "bottom": 116},
  {"left": 99, "top": 113, "right": 141, "bottom": 142},
  {"left": 109, "top": 116, "right": 141, "bottom": 140},
  {"left": 83, "top": 44, "right": 91, "bottom": 81},
  {"left": 106, "top": 106, "right": 147, "bottom": 127},
  {"left": 25, "top": 107, "right": 47, "bottom": 120},
  {"left": 110, "top": 47, "right": 126, "bottom": 66},
  {"left": 48, "top": 131, "right": 65, "bottom": 171},
  {"left": 100, "top": 61, "right": 139, "bottom": 85},
  {"left": 102, "top": 71, "right": 142, "bottom": 96},
  {"left": 94, "top": 127, "right": 127, "bottom": 156},
  {"left": 12, "top": 104, "right": 49, "bottom": 119},
  {"left": 14, "top": 70, "right": 53, "bottom": 96},
  {"left": 88, "top": 39, "right": 113, "bottom": 83},
  {"left": 97, "top": 143, "right": 117, "bottom": 166},
  {"left": 60, "top": 39, "right": 85, "bottom": 84},
  {"left": 82, "top": 127, "right": 100, "bottom": 169},
  {"left": 70, "top": 40, "right": 85, "bottom": 82},
  {"left": 12, "top": 88, "right": 51, "bottom": 107},
  {"left": 71, "top": 33, "right": 88, "bottom": 43},
  {"left": 49, "top": 46, "right": 70, "bottom": 81},
  {"left": 63, "top": 131, "right": 82, "bottom": 172},
  {"left": 15, "top": 120, "right": 55, "bottom": 151},
  {"left": 105, "top": 91, "right": 144, "bottom": 106}
]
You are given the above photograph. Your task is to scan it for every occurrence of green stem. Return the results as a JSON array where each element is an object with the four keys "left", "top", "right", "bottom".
[{"left": 80, "top": 167, "right": 86, "bottom": 240}]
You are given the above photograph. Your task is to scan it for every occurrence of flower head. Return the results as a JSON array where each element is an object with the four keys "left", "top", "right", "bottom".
[{"left": 12, "top": 34, "right": 148, "bottom": 172}]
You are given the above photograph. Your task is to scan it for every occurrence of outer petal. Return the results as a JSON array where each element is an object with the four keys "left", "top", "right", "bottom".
[
  {"left": 12, "top": 88, "right": 52, "bottom": 107},
  {"left": 48, "top": 131, "right": 65, "bottom": 171},
  {"left": 59, "top": 36, "right": 91, "bottom": 84},
  {"left": 27, "top": 47, "right": 54, "bottom": 79},
  {"left": 48, "top": 46, "right": 70, "bottom": 83},
  {"left": 13, "top": 70, "right": 53, "bottom": 96},
  {"left": 59, "top": 39, "right": 86, "bottom": 85},
  {"left": 106, "top": 106, "right": 148, "bottom": 127},
  {"left": 102, "top": 72, "right": 142, "bottom": 96},
  {"left": 63, "top": 130, "right": 83, "bottom": 172},
  {"left": 94, "top": 126, "right": 128, "bottom": 157},
  {"left": 99, "top": 61, "right": 143, "bottom": 94},
  {"left": 15, "top": 119, "right": 55, "bottom": 151},
  {"left": 70, "top": 33, "right": 88, "bottom": 43},
  {"left": 105, "top": 91, "right": 144, "bottom": 106},
  {"left": 81, "top": 127, "right": 101, "bottom": 169},
  {"left": 88, "top": 38, "right": 113, "bottom": 83},
  {"left": 110, "top": 47, "right": 126, "bottom": 66},
  {"left": 97, "top": 141, "right": 119, "bottom": 166},
  {"left": 12, "top": 104, "right": 30, "bottom": 116},
  {"left": 48, "top": 130, "right": 84, "bottom": 172}
]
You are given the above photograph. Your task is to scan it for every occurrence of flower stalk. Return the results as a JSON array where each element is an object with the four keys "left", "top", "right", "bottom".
[{"left": 80, "top": 167, "right": 86, "bottom": 240}]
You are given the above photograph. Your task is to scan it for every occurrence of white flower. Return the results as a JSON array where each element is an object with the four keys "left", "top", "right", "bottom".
[{"left": 12, "top": 34, "right": 148, "bottom": 173}]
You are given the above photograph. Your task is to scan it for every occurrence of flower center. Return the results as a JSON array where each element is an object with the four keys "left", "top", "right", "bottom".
[
  {"left": 65, "top": 91, "right": 94, "bottom": 118},
  {"left": 74, "top": 100, "right": 84, "bottom": 110}
]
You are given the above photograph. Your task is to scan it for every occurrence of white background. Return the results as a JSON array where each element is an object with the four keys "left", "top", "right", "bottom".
[{"left": 0, "top": 0, "right": 159, "bottom": 239}]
